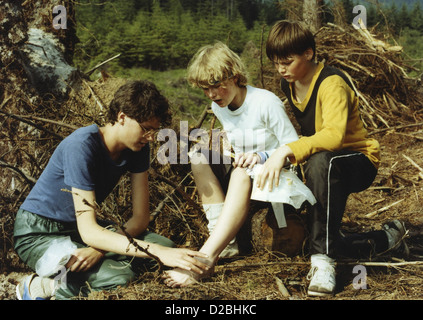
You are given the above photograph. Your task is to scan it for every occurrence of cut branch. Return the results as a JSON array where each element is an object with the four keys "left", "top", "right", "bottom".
[
  {"left": 191, "top": 105, "right": 211, "bottom": 130},
  {"left": 120, "top": 226, "right": 164, "bottom": 273},
  {"left": 369, "top": 122, "right": 423, "bottom": 136},
  {"left": 220, "top": 259, "right": 423, "bottom": 269},
  {"left": 0, "top": 109, "right": 64, "bottom": 140},
  {"left": 0, "top": 160, "right": 37, "bottom": 186},
  {"left": 275, "top": 276, "right": 291, "bottom": 297},
  {"left": 365, "top": 199, "right": 405, "bottom": 218},
  {"left": 13, "top": 114, "right": 78, "bottom": 130},
  {"left": 85, "top": 53, "right": 121, "bottom": 76},
  {"left": 83, "top": 79, "right": 105, "bottom": 111},
  {"left": 403, "top": 154, "right": 423, "bottom": 180}
]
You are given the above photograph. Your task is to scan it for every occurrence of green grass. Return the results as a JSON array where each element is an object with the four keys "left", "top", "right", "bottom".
[
  {"left": 114, "top": 67, "right": 211, "bottom": 126},
  {"left": 397, "top": 28, "right": 423, "bottom": 78}
]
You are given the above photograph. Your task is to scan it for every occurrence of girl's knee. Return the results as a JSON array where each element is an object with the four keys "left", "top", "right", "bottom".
[
  {"left": 231, "top": 167, "right": 251, "bottom": 183},
  {"left": 142, "top": 232, "right": 175, "bottom": 248}
]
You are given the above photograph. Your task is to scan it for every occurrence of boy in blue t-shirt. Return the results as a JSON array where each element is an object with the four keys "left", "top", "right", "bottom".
[{"left": 14, "top": 80, "right": 209, "bottom": 300}]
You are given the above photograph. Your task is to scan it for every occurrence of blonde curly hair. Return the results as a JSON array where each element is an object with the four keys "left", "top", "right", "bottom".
[{"left": 187, "top": 41, "right": 248, "bottom": 89}]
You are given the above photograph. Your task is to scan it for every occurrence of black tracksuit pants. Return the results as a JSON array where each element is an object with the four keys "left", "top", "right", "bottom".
[{"left": 302, "top": 150, "right": 389, "bottom": 259}]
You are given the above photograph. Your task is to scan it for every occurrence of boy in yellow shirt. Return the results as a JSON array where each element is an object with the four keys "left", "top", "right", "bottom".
[{"left": 260, "top": 20, "right": 408, "bottom": 296}]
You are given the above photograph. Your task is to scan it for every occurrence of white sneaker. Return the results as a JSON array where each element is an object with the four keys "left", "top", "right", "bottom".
[
  {"left": 307, "top": 254, "right": 336, "bottom": 296},
  {"left": 203, "top": 204, "right": 240, "bottom": 258}
]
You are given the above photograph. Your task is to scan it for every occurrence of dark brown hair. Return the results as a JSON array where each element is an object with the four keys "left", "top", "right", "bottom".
[
  {"left": 266, "top": 20, "right": 316, "bottom": 62},
  {"left": 106, "top": 80, "right": 172, "bottom": 126}
]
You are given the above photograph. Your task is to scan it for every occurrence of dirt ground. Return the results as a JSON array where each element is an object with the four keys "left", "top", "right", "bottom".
[
  {"left": 83, "top": 129, "right": 423, "bottom": 300},
  {"left": 2, "top": 127, "right": 423, "bottom": 301}
]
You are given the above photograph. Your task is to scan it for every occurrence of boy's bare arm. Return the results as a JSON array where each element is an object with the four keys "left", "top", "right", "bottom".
[
  {"left": 117, "top": 171, "right": 150, "bottom": 237},
  {"left": 72, "top": 187, "right": 210, "bottom": 273}
]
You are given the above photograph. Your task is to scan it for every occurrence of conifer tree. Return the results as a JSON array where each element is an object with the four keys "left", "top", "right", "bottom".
[
  {"left": 398, "top": 3, "right": 411, "bottom": 31},
  {"left": 410, "top": 2, "right": 423, "bottom": 33}
]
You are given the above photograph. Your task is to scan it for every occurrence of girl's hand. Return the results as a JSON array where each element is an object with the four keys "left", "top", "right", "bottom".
[{"left": 233, "top": 152, "right": 260, "bottom": 169}]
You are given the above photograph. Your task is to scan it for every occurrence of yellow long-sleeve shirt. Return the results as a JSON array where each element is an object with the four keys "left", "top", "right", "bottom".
[{"left": 282, "top": 62, "right": 380, "bottom": 168}]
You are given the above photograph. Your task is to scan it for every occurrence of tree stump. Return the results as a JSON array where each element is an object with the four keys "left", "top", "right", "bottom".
[{"left": 249, "top": 203, "right": 307, "bottom": 257}]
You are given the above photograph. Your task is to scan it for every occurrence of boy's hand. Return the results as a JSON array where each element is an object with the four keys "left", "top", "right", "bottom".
[
  {"left": 256, "top": 145, "right": 293, "bottom": 192},
  {"left": 233, "top": 152, "right": 260, "bottom": 169},
  {"left": 156, "top": 247, "right": 211, "bottom": 275},
  {"left": 66, "top": 247, "right": 105, "bottom": 272}
]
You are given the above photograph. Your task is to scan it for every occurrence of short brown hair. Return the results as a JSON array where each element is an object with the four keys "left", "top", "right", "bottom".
[
  {"left": 266, "top": 20, "right": 316, "bottom": 62},
  {"left": 106, "top": 80, "right": 172, "bottom": 126}
]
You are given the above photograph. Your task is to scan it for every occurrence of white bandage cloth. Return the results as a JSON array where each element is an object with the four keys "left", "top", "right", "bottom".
[{"left": 247, "top": 164, "right": 317, "bottom": 228}]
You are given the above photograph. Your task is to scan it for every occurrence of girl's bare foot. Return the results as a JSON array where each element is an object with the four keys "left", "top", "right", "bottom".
[{"left": 162, "top": 257, "right": 214, "bottom": 288}]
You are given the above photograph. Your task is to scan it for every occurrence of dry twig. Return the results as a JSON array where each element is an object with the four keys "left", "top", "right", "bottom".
[
  {"left": 365, "top": 199, "right": 405, "bottom": 218},
  {"left": 403, "top": 154, "right": 423, "bottom": 180},
  {"left": 275, "top": 276, "right": 291, "bottom": 297}
]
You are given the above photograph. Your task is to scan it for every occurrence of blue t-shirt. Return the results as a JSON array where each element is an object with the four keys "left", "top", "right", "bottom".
[{"left": 20, "top": 124, "right": 150, "bottom": 222}]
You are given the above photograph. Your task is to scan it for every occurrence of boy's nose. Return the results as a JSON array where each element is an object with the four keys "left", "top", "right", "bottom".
[{"left": 277, "top": 64, "right": 286, "bottom": 74}]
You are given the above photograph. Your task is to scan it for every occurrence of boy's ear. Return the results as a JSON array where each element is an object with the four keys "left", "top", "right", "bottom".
[
  {"left": 305, "top": 48, "right": 314, "bottom": 61},
  {"left": 117, "top": 111, "right": 126, "bottom": 125}
]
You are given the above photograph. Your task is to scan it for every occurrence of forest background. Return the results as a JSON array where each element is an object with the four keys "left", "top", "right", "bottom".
[{"left": 74, "top": 0, "right": 423, "bottom": 120}]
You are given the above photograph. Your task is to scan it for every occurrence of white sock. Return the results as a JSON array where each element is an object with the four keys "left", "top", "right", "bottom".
[
  {"left": 203, "top": 203, "right": 224, "bottom": 233},
  {"left": 203, "top": 203, "right": 237, "bottom": 245}
]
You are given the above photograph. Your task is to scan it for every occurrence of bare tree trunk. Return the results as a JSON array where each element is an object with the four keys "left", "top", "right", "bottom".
[
  {"left": 0, "top": 1, "right": 79, "bottom": 265},
  {"left": 1, "top": 0, "right": 77, "bottom": 102},
  {"left": 303, "top": 0, "right": 323, "bottom": 33}
]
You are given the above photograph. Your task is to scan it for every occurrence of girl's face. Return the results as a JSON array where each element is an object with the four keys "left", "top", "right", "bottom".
[
  {"left": 201, "top": 77, "right": 242, "bottom": 109},
  {"left": 273, "top": 49, "right": 314, "bottom": 83}
]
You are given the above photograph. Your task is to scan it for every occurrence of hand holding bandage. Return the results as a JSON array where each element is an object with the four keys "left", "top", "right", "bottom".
[
  {"left": 255, "top": 145, "right": 293, "bottom": 191},
  {"left": 246, "top": 164, "right": 316, "bottom": 228},
  {"left": 248, "top": 164, "right": 316, "bottom": 208}
]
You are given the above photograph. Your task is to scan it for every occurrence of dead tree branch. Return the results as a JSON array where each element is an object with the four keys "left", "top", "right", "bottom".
[
  {"left": 0, "top": 109, "right": 64, "bottom": 140},
  {"left": 85, "top": 53, "right": 121, "bottom": 76},
  {"left": 119, "top": 226, "right": 164, "bottom": 273},
  {"left": 152, "top": 172, "right": 202, "bottom": 212},
  {"left": 191, "top": 105, "right": 212, "bottom": 130},
  {"left": 0, "top": 160, "right": 37, "bottom": 186},
  {"left": 16, "top": 114, "right": 78, "bottom": 130}
]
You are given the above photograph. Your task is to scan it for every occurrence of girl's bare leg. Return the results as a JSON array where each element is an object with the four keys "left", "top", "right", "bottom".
[{"left": 163, "top": 166, "right": 251, "bottom": 287}]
